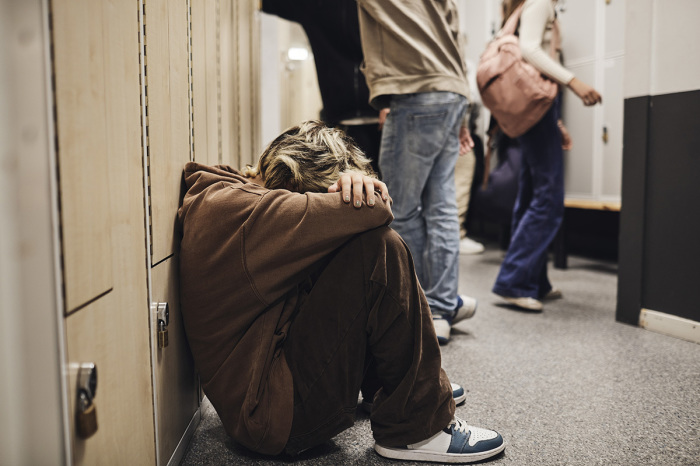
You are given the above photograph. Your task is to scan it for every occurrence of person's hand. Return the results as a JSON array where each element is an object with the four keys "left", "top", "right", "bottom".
[
  {"left": 378, "top": 108, "right": 390, "bottom": 130},
  {"left": 568, "top": 77, "right": 602, "bottom": 107},
  {"left": 459, "top": 125, "right": 475, "bottom": 155},
  {"left": 328, "top": 172, "right": 390, "bottom": 209},
  {"left": 558, "top": 120, "right": 573, "bottom": 150}
]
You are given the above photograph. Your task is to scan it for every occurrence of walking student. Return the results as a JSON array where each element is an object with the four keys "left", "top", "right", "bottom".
[
  {"left": 492, "top": 0, "right": 602, "bottom": 311},
  {"left": 356, "top": 0, "right": 478, "bottom": 344}
]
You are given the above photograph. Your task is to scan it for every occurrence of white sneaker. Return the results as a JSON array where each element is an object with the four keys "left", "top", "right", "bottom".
[
  {"left": 454, "top": 295, "right": 477, "bottom": 323},
  {"left": 433, "top": 317, "right": 452, "bottom": 345},
  {"left": 543, "top": 287, "right": 563, "bottom": 300},
  {"left": 497, "top": 294, "right": 543, "bottom": 311},
  {"left": 375, "top": 417, "right": 505, "bottom": 463},
  {"left": 459, "top": 236, "right": 485, "bottom": 255},
  {"left": 434, "top": 296, "right": 477, "bottom": 345},
  {"left": 451, "top": 382, "right": 466, "bottom": 406}
]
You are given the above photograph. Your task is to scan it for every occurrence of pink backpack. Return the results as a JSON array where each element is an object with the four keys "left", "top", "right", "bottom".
[{"left": 476, "top": 4, "right": 559, "bottom": 138}]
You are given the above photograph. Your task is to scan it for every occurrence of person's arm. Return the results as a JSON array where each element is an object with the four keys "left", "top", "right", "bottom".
[
  {"left": 243, "top": 183, "right": 393, "bottom": 302},
  {"left": 459, "top": 126, "right": 475, "bottom": 155},
  {"left": 520, "top": 0, "right": 602, "bottom": 107},
  {"left": 260, "top": 0, "right": 303, "bottom": 23},
  {"left": 519, "top": 0, "right": 574, "bottom": 86},
  {"left": 558, "top": 119, "right": 573, "bottom": 150}
]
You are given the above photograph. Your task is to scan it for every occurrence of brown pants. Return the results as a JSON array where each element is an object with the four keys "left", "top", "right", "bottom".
[{"left": 283, "top": 226, "right": 454, "bottom": 454}]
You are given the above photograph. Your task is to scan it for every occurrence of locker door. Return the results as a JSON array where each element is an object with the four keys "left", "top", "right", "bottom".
[
  {"left": 52, "top": 0, "right": 113, "bottom": 313},
  {"left": 559, "top": 0, "right": 625, "bottom": 203},
  {"left": 191, "top": 1, "right": 262, "bottom": 170},
  {"left": 145, "top": 0, "right": 192, "bottom": 265},
  {"left": 601, "top": 0, "right": 625, "bottom": 200},
  {"left": 141, "top": 0, "right": 200, "bottom": 464},
  {"left": 558, "top": 0, "right": 598, "bottom": 199},
  {"left": 52, "top": 0, "right": 156, "bottom": 463},
  {"left": 191, "top": 0, "right": 221, "bottom": 166},
  {"left": 233, "top": 1, "right": 262, "bottom": 168}
]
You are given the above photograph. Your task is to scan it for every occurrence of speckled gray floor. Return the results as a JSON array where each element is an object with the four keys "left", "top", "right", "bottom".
[{"left": 180, "top": 243, "right": 700, "bottom": 465}]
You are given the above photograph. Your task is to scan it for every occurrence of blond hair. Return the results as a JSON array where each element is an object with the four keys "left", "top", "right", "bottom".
[
  {"left": 502, "top": 0, "right": 526, "bottom": 26},
  {"left": 245, "top": 121, "right": 376, "bottom": 193}
]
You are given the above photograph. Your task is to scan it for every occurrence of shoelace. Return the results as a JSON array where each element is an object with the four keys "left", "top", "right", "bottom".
[{"left": 451, "top": 418, "right": 470, "bottom": 435}]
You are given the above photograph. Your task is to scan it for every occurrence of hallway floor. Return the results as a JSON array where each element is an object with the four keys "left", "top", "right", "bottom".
[{"left": 181, "top": 243, "right": 700, "bottom": 465}]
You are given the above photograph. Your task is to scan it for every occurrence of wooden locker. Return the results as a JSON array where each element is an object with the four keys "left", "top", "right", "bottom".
[
  {"left": 220, "top": 0, "right": 236, "bottom": 166},
  {"left": 191, "top": 0, "right": 222, "bottom": 166},
  {"left": 53, "top": 0, "right": 156, "bottom": 463},
  {"left": 150, "top": 257, "right": 199, "bottom": 465},
  {"left": 144, "top": 0, "right": 192, "bottom": 264},
  {"left": 52, "top": 0, "right": 113, "bottom": 313}
]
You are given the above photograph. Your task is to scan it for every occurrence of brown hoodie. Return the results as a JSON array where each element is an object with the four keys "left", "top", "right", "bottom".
[{"left": 177, "top": 162, "right": 393, "bottom": 454}]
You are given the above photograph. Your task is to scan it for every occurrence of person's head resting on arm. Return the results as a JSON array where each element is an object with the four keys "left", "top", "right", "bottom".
[
  {"left": 243, "top": 120, "right": 389, "bottom": 208},
  {"left": 244, "top": 120, "right": 374, "bottom": 193}
]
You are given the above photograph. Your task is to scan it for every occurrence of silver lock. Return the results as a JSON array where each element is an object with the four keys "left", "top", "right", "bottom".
[
  {"left": 78, "top": 362, "right": 98, "bottom": 401},
  {"left": 153, "top": 302, "right": 170, "bottom": 348},
  {"left": 76, "top": 362, "right": 98, "bottom": 438}
]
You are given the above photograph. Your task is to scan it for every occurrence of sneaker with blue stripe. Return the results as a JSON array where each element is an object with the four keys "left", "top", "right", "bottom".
[
  {"left": 374, "top": 417, "right": 505, "bottom": 463},
  {"left": 434, "top": 295, "right": 478, "bottom": 345}
]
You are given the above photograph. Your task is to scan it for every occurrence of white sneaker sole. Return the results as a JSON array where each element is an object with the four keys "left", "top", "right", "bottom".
[
  {"left": 499, "top": 295, "right": 543, "bottom": 311},
  {"left": 375, "top": 441, "right": 505, "bottom": 463}
]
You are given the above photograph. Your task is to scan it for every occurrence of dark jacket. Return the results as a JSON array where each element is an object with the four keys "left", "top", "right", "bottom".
[
  {"left": 177, "top": 163, "right": 393, "bottom": 454},
  {"left": 262, "top": 0, "right": 377, "bottom": 125}
]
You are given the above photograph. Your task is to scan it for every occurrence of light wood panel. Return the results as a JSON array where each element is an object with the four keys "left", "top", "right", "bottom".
[
  {"left": 145, "top": 0, "right": 192, "bottom": 264},
  {"left": 60, "top": 0, "right": 155, "bottom": 463},
  {"left": 220, "top": 0, "right": 236, "bottom": 165},
  {"left": 191, "top": 0, "right": 221, "bottom": 166},
  {"left": 151, "top": 257, "right": 199, "bottom": 464},
  {"left": 191, "top": 0, "right": 261, "bottom": 169},
  {"left": 52, "top": 0, "right": 113, "bottom": 313},
  {"left": 235, "top": 0, "right": 255, "bottom": 168},
  {"left": 191, "top": 0, "right": 212, "bottom": 165}
]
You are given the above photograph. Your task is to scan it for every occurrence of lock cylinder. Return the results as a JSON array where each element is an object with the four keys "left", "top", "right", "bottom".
[{"left": 76, "top": 362, "right": 98, "bottom": 439}]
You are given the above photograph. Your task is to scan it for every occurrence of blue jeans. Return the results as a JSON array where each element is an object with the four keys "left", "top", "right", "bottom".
[
  {"left": 492, "top": 97, "right": 564, "bottom": 299},
  {"left": 379, "top": 92, "right": 468, "bottom": 317}
]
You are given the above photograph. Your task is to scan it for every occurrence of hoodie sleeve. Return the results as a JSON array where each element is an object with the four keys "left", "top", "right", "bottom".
[{"left": 242, "top": 185, "right": 394, "bottom": 304}]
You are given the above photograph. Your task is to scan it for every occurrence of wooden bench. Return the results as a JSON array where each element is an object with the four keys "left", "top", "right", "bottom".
[{"left": 553, "top": 199, "right": 621, "bottom": 269}]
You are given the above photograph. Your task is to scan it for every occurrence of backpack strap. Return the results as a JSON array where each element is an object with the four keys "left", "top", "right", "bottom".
[
  {"left": 500, "top": 3, "right": 525, "bottom": 37},
  {"left": 550, "top": 18, "right": 561, "bottom": 59}
]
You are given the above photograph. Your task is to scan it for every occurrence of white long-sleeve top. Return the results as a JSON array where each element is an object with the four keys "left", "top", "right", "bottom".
[{"left": 519, "top": 0, "right": 574, "bottom": 86}]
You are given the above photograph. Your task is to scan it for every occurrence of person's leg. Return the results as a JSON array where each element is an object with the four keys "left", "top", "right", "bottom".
[
  {"left": 379, "top": 92, "right": 467, "bottom": 317},
  {"left": 492, "top": 103, "right": 564, "bottom": 301},
  {"left": 378, "top": 98, "right": 431, "bottom": 285},
  {"left": 419, "top": 93, "right": 467, "bottom": 315},
  {"left": 283, "top": 227, "right": 454, "bottom": 454}
]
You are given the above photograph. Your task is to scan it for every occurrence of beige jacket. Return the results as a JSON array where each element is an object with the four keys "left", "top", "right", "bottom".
[{"left": 357, "top": 0, "right": 469, "bottom": 109}]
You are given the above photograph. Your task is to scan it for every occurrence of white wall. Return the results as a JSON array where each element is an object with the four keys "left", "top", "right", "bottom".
[
  {"left": 625, "top": 0, "right": 700, "bottom": 98},
  {"left": 258, "top": 15, "right": 323, "bottom": 151}
]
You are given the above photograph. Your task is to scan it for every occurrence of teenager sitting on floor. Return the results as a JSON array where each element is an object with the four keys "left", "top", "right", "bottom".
[{"left": 177, "top": 121, "right": 505, "bottom": 463}]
